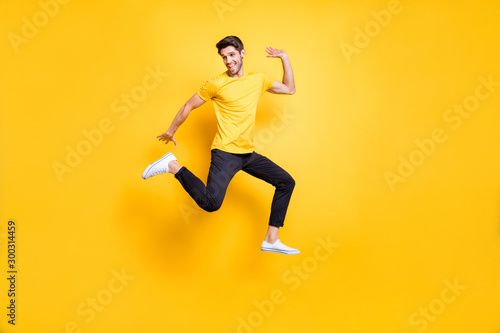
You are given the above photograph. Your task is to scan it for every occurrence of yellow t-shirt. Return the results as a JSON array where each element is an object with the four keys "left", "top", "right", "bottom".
[{"left": 196, "top": 71, "right": 275, "bottom": 154}]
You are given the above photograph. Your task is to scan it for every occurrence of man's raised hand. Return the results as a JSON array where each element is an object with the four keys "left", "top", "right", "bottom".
[{"left": 266, "top": 47, "right": 287, "bottom": 59}]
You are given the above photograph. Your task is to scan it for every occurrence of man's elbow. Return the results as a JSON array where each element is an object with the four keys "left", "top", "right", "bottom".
[
  {"left": 288, "top": 87, "right": 296, "bottom": 95},
  {"left": 182, "top": 103, "right": 193, "bottom": 115}
]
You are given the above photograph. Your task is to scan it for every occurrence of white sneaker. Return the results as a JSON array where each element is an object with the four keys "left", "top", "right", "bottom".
[
  {"left": 261, "top": 239, "right": 300, "bottom": 255},
  {"left": 142, "top": 152, "right": 177, "bottom": 179}
]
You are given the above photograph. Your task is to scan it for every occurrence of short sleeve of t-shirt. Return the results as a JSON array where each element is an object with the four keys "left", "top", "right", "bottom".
[
  {"left": 197, "top": 79, "right": 217, "bottom": 101},
  {"left": 260, "top": 73, "right": 275, "bottom": 93}
]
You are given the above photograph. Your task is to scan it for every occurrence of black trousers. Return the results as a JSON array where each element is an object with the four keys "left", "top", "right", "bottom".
[{"left": 174, "top": 149, "right": 295, "bottom": 227}]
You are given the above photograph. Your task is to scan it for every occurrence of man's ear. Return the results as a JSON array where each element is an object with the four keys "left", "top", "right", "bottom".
[{"left": 241, "top": 49, "right": 245, "bottom": 58}]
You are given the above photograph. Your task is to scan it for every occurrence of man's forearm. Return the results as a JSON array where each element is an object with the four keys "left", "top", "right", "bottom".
[
  {"left": 168, "top": 104, "right": 192, "bottom": 133},
  {"left": 281, "top": 54, "right": 296, "bottom": 93}
]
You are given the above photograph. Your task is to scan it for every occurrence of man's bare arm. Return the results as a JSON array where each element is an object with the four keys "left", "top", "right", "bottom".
[
  {"left": 266, "top": 47, "right": 296, "bottom": 95},
  {"left": 157, "top": 93, "right": 206, "bottom": 146}
]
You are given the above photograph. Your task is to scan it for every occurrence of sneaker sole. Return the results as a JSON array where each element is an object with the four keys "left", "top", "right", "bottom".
[
  {"left": 261, "top": 247, "right": 300, "bottom": 255},
  {"left": 142, "top": 152, "right": 174, "bottom": 179}
]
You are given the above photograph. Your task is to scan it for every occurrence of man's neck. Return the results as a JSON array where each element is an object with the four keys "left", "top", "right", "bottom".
[{"left": 227, "top": 68, "right": 244, "bottom": 78}]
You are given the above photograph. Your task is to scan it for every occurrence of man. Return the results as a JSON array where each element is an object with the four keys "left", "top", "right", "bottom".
[{"left": 142, "top": 35, "right": 299, "bottom": 255}]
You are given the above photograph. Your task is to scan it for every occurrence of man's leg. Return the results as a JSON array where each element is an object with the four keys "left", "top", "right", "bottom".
[
  {"left": 242, "top": 152, "right": 295, "bottom": 228},
  {"left": 172, "top": 150, "right": 242, "bottom": 212},
  {"left": 242, "top": 153, "right": 299, "bottom": 254}
]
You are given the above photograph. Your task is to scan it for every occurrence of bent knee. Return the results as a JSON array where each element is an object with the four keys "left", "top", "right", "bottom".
[
  {"left": 277, "top": 176, "right": 295, "bottom": 191},
  {"left": 202, "top": 201, "right": 223, "bottom": 213},
  {"left": 204, "top": 206, "right": 220, "bottom": 213}
]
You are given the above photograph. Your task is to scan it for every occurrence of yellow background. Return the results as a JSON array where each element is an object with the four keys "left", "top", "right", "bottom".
[{"left": 1, "top": 0, "right": 500, "bottom": 332}]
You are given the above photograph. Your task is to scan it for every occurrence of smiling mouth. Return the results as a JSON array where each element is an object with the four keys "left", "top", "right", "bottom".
[{"left": 228, "top": 63, "right": 236, "bottom": 70}]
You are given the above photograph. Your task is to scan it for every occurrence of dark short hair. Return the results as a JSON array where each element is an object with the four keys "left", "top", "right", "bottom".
[{"left": 216, "top": 36, "right": 244, "bottom": 55}]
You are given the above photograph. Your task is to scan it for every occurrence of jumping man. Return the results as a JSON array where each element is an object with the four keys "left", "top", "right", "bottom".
[{"left": 142, "top": 35, "right": 299, "bottom": 255}]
